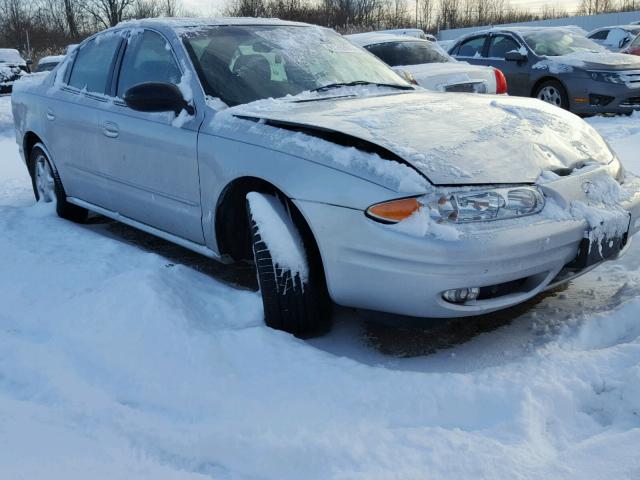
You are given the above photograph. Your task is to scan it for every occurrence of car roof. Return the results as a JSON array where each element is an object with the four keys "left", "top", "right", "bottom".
[
  {"left": 346, "top": 32, "right": 427, "bottom": 47},
  {"left": 454, "top": 25, "right": 587, "bottom": 43},
  {"left": 38, "top": 55, "right": 65, "bottom": 64},
  {"left": 590, "top": 25, "right": 640, "bottom": 32},
  {"left": 115, "top": 16, "right": 311, "bottom": 30},
  {"left": 0, "top": 48, "right": 25, "bottom": 64}
]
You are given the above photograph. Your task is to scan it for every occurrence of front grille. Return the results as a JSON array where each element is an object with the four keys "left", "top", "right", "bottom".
[
  {"left": 622, "top": 70, "right": 640, "bottom": 86},
  {"left": 621, "top": 96, "right": 640, "bottom": 107}
]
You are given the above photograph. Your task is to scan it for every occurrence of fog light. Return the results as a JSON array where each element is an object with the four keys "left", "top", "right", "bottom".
[
  {"left": 442, "top": 287, "right": 480, "bottom": 304},
  {"left": 589, "top": 94, "right": 614, "bottom": 107}
]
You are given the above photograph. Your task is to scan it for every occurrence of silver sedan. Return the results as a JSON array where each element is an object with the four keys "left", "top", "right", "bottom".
[{"left": 11, "top": 18, "right": 640, "bottom": 336}]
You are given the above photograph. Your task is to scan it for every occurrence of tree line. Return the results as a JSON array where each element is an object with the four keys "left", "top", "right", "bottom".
[
  {"left": 0, "top": 0, "right": 185, "bottom": 61},
  {"left": 2, "top": 0, "right": 640, "bottom": 63}
]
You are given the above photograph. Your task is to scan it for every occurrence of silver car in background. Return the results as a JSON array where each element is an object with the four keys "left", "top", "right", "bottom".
[
  {"left": 11, "top": 18, "right": 640, "bottom": 337},
  {"left": 348, "top": 32, "right": 507, "bottom": 94}
]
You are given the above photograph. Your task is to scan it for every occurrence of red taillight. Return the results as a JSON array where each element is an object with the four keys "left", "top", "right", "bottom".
[{"left": 494, "top": 68, "right": 508, "bottom": 94}]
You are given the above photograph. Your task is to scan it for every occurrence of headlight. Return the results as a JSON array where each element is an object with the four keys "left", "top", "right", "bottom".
[
  {"left": 366, "top": 187, "right": 545, "bottom": 224},
  {"left": 588, "top": 71, "right": 626, "bottom": 84}
]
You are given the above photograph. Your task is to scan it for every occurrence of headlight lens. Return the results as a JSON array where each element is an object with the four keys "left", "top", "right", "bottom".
[
  {"left": 366, "top": 187, "right": 545, "bottom": 224},
  {"left": 588, "top": 71, "right": 626, "bottom": 84}
]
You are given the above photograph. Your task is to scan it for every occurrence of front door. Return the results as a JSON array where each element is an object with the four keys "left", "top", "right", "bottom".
[{"left": 99, "top": 29, "right": 204, "bottom": 243}]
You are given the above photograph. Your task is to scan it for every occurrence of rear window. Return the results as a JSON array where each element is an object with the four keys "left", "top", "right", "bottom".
[
  {"left": 68, "top": 34, "right": 122, "bottom": 94},
  {"left": 365, "top": 41, "right": 452, "bottom": 66}
]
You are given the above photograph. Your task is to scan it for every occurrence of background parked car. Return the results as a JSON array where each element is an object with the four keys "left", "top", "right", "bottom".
[
  {"left": 374, "top": 28, "right": 436, "bottom": 41},
  {"left": 587, "top": 25, "right": 640, "bottom": 52},
  {"left": 0, "top": 48, "right": 30, "bottom": 94},
  {"left": 448, "top": 26, "right": 640, "bottom": 114},
  {"left": 623, "top": 33, "right": 640, "bottom": 56},
  {"left": 34, "top": 55, "right": 66, "bottom": 73},
  {"left": 348, "top": 33, "right": 507, "bottom": 94}
]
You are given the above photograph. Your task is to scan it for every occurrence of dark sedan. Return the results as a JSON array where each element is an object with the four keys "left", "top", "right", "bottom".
[{"left": 448, "top": 27, "right": 640, "bottom": 115}]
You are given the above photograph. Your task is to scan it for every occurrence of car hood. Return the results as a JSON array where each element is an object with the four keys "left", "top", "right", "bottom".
[
  {"left": 231, "top": 91, "right": 613, "bottom": 185},
  {"left": 542, "top": 51, "right": 640, "bottom": 71},
  {"left": 399, "top": 62, "right": 495, "bottom": 91}
]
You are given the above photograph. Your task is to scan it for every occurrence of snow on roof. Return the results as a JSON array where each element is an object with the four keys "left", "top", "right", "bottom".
[
  {"left": 590, "top": 24, "right": 640, "bottom": 32},
  {"left": 346, "top": 32, "right": 426, "bottom": 47},
  {"left": 0, "top": 48, "right": 26, "bottom": 65},
  {"left": 116, "top": 16, "right": 310, "bottom": 30},
  {"left": 38, "top": 55, "right": 65, "bottom": 65},
  {"left": 455, "top": 25, "right": 588, "bottom": 42}
]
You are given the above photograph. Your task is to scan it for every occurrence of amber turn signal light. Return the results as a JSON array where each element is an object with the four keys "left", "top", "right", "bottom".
[{"left": 366, "top": 198, "right": 422, "bottom": 223}]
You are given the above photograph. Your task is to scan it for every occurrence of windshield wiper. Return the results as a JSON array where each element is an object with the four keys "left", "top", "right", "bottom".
[{"left": 310, "top": 80, "right": 414, "bottom": 92}]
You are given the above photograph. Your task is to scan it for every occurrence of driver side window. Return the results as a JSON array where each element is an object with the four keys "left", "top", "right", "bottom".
[{"left": 117, "top": 30, "right": 181, "bottom": 98}]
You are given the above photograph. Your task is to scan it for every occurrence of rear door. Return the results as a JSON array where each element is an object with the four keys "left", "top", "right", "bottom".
[
  {"left": 46, "top": 32, "right": 124, "bottom": 208},
  {"left": 486, "top": 34, "right": 530, "bottom": 96},
  {"left": 99, "top": 28, "right": 204, "bottom": 243}
]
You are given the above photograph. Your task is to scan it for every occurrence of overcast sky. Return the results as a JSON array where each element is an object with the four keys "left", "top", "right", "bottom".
[{"left": 181, "top": 0, "right": 583, "bottom": 17}]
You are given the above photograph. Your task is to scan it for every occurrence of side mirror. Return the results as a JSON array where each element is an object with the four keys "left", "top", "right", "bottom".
[
  {"left": 124, "top": 82, "right": 194, "bottom": 115},
  {"left": 505, "top": 50, "right": 527, "bottom": 62}
]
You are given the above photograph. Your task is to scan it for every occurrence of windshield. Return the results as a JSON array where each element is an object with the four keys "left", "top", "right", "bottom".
[
  {"left": 522, "top": 30, "right": 607, "bottom": 56},
  {"left": 182, "top": 25, "right": 408, "bottom": 106},
  {"left": 365, "top": 40, "right": 453, "bottom": 66}
]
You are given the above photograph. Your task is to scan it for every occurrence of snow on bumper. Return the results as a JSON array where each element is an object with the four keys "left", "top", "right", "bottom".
[{"left": 294, "top": 170, "right": 640, "bottom": 320}]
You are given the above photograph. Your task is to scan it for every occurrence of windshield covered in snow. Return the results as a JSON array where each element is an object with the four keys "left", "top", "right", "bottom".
[
  {"left": 365, "top": 40, "right": 453, "bottom": 66},
  {"left": 182, "top": 25, "right": 408, "bottom": 106},
  {"left": 522, "top": 30, "right": 606, "bottom": 56}
]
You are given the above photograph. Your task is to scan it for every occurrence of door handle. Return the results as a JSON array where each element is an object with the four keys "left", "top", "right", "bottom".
[
  {"left": 102, "top": 121, "right": 119, "bottom": 138},
  {"left": 46, "top": 109, "right": 55, "bottom": 121}
]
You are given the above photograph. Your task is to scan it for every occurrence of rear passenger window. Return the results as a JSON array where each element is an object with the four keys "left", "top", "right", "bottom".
[
  {"left": 456, "top": 37, "right": 486, "bottom": 57},
  {"left": 68, "top": 34, "right": 122, "bottom": 94},
  {"left": 590, "top": 30, "right": 609, "bottom": 40},
  {"left": 117, "top": 30, "right": 181, "bottom": 97},
  {"left": 488, "top": 35, "right": 521, "bottom": 58}
]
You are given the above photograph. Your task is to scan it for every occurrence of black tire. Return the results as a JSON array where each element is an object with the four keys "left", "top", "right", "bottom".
[
  {"left": 247, "top": 193, "right": 330, "bottom": 337},
  {"left": 30, "top": 144, "right": 88, "bottom": 222},
  {"left": 534, "top": 80, "right": 569, "bottom": 110}
]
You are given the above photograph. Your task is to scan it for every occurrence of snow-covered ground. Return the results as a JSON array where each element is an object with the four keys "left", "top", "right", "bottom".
[{"left": 1, "top": 94, "right": 640, "bottom": 478}]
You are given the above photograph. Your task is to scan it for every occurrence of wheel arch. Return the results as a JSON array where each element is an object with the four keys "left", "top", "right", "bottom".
[
  {"left": 530, "top": 76, "right": 568, "bottom": 98},
  {"left": 23, "top": 131, "right": 45, "bottom": 176},
  {"left": 214, "top": 177, "right": 327, "bottom": 290}
]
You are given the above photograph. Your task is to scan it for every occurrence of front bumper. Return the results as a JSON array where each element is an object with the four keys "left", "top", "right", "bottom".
[
  {"left": 570, "top": 78, "right": 640, "bottom": 114},
  {"left": 295, "top": 169, "right": 640, "bottom": 319}
]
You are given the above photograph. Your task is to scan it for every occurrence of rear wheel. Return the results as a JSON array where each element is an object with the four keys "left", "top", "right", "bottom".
[
  {"left": 247, "top": 192, "right": 330, "bottom": 337},
  {"left": 534, "top": 80, "right": 569, "bottom": 110},
  {"left": 30, "top": 144, "right": 88, "bottom": 222}
]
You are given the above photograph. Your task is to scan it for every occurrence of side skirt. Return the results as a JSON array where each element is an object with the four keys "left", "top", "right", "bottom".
[{"left": 67, "top": 196, "right": 222, "bottom": 261}]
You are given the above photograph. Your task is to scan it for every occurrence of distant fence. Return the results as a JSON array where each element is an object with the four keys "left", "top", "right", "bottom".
[{"left": 437, "top": 10, "right": 640, "bottom": 40}]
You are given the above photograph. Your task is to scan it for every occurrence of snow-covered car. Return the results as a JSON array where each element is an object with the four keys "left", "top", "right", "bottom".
[
  {"left": 0, "top": 48, "right": 30, "bottom": 93},
  {"left": 587, "top": 25, "right": 640, "bottom": 52},
  {"left": 374, "top": 28, "right": 436, "bottom": 41},
  {"left": 34, "top": 55, "right": 66, "bottom": 73},
  {"left": 11, "top": 18, "right": 640, "bottom": 337},
  {"left": 348, "top": 33, "right": 507, "bottom": 94},
  {"left": 449, "top": 27, "right": 640, "bottom": 114}
]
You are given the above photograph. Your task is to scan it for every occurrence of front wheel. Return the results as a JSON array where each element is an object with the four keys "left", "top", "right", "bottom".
[
  {"left": 30, "top": 144, "right": 88, "bottom": 222},
  {"left": 247, "top": 192, "right": 330, "bottom": 337},
  {"left": 534, "top": 80, "right": 569, "bottom": 110}
]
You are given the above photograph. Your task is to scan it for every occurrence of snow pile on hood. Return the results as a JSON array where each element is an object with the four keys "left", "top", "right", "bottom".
[
  {"left": 246, "top": 192, "right": 309, "bottom": 283},
  {"left": 223, "top": 90, "right": 613, "bottom": 185}
]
